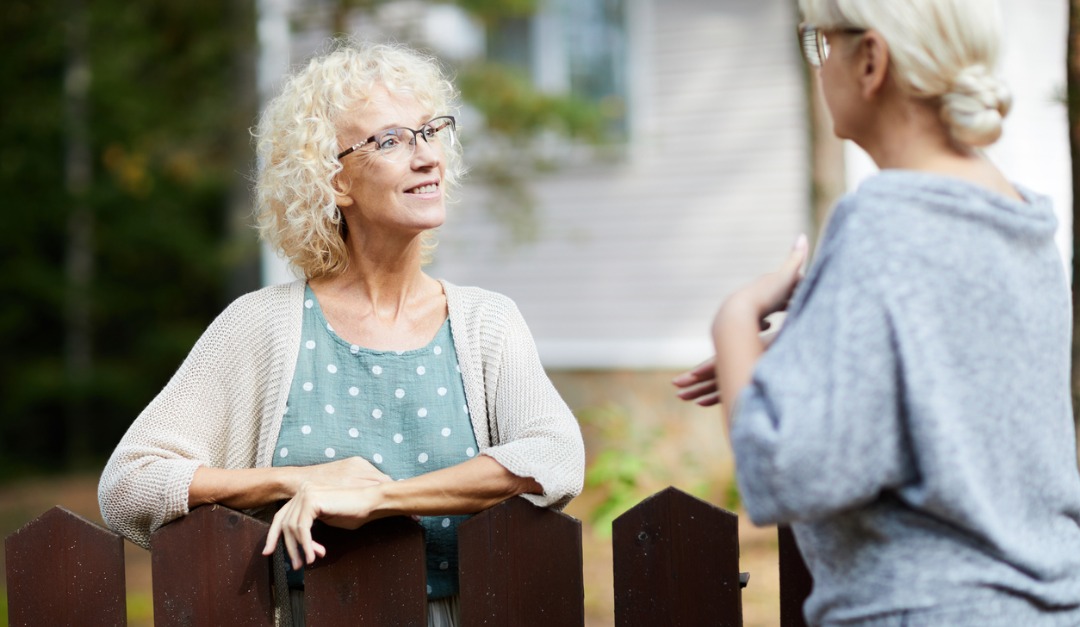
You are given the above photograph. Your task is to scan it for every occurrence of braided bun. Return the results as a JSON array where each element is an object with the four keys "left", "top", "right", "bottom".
[{"left": 940, "top": 64, "right": 1012, "bottom": 148}]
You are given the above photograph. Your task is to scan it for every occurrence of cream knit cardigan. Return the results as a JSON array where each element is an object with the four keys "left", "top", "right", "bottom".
[{"left": 98, "top": 280, "right": 585, "bottom": 618}]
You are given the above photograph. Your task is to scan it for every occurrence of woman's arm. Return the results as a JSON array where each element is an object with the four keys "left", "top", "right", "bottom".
[
  {"left": 188, "top": 456, "right": 393, "bottom": 509},
  {"left": 98, "top": 283, "right": 303, "bottom": 548},
  {"left": 712, "top": 235, "right": 808, "bottom": 430},
  {"left": 263, "top": 455, "right": 541, "bottom": 570},
  {"left": 468, "top": 294, "right": 586, "bottom": 510}
]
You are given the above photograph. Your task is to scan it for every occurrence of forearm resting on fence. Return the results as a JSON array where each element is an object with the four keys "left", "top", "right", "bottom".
[
  {"left": 263, "top": 455, "right": 542, "bottom": 568},
  {"left": 188, "top": 457, "right": 392, "bottom": 510},
  {"left": 381, "top": 454, "right": 543, "bottom": 516}
]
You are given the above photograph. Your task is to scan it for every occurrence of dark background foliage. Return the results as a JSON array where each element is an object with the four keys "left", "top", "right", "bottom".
[{"left": 0, "top": 0, "right": 251, "bottom": 476}]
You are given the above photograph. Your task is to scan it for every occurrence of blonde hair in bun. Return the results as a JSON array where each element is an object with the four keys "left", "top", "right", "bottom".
[
  {"left": 799, "top": 0, "right": 1011, "bottom": 149},
  {"left": 941, "top": 64, "right": 1012, "bottom": 147}
]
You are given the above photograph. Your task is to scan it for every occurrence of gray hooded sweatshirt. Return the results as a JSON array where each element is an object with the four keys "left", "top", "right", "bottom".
[{"left": 732, "top": 170, "right": 1080, "bottom": 626}]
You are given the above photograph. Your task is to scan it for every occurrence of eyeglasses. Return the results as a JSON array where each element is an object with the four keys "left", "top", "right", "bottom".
[
  {"left": 798, "top": 24, "right": 867, "bottom": 68},
  {"left": 337, "top": 115, "right": 458, "bottom": 162}
]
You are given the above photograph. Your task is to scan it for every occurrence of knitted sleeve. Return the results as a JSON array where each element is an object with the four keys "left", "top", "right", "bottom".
[
  {"left": 97, "top": 284, "right": 299, "bottom": 548},
  {"left": 450, "top": 285, "right": 585, "bottom": 510}
]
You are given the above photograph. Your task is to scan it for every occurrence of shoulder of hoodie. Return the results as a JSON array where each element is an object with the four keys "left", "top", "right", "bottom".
[
  {"left": 823, "top": 170, "right": 1056, "bottom": 278},
  {"left": 839, "top": 169, "right": 1056, "bottom": 238}
]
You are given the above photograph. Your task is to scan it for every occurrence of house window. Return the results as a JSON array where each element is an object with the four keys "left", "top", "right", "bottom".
[{"left": 488, "top": 0, "right": 629, "bottom": 138}]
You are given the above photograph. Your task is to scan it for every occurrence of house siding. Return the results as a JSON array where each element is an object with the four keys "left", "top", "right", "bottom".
[{"left": 432, "top": 0, "right": 810, "bottom": 368}]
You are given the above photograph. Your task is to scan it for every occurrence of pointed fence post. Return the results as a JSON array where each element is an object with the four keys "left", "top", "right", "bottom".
[
  {"left": 612, "top": 487, "right": 742, "bottom": 626},
  {"left": 5, "top": 506, "right": 127, "bottom": 626},
  {"left": 303, "top": 516, "right": 427, "bottom": 627},
  {"left": 150, "top": 504, "right": 274, "bottom": 626},
  {"left": 778, "top": 526, "right": 812, "bottom": 627},
  {"left": 458, "top": 497, "right": 584, "bottom": 626}
]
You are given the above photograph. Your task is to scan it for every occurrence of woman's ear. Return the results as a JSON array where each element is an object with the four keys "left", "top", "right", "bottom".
[
  {"left": 856, "top": 31, "right": 890, "bottom": 100},
  {"left": 332, "top": 172, "right": 354, "bottom": 208}
]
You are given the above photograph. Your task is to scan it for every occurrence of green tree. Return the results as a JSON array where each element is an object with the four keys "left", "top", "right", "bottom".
[{"left": 0, "top": 0, "right": 254, "bottom": 475}]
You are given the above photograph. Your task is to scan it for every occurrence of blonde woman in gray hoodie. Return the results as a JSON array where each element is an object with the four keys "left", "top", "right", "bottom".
[{"left": 677, "top": 1, "right": 1080, "bottom": 625}]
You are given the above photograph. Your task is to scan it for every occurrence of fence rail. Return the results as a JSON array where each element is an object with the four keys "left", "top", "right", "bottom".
[{"left": 4, "top": 487, "right": 811, "bottom": 626}]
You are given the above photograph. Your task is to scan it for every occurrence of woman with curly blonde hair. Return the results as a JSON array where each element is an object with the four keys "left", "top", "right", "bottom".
[
  {"left": 99, "top": 40, "right": 584, "bottom": 627},
  {"left": 677, "top": 0, "right": 1080, "bottom": 625}
]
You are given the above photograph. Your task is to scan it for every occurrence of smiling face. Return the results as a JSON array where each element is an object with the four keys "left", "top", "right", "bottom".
[{"left": 333, "top": 86, "right": 448, "bottom": 244}]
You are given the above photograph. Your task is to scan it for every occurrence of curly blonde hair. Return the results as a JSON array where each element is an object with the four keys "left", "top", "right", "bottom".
[
  {"left": 253, "top": 39, "right": 463, "bottom": 279},
  {"left": 799, "top": 0, "right": 1011, "bottom": 149}
]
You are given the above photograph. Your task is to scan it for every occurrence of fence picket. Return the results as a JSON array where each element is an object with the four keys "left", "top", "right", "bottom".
[
  {"left": 4, "top": 506, "right": 127, "bottom": 627},
  {"left": 150, "top": 504, "right": 274, "bottom": 626},
  {"left": 612, "top": 487, "right": 742, "bottom": 626},
  {"left": 458, "top": 497, "right": 584, "bottom": 626},
  {"left": 778, "top": 526, "right": 812, "bottom": 627},
  {"left": 303, "top": 516, "right": 427, "bottom": 626}
]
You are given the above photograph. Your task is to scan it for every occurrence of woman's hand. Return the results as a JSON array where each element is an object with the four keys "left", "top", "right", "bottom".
[
  {"left": 263, "top": 457, "right": 392, "bottom": 570},
  {"left": 710, "top": 235, "right": 808, "bottom": 427},
  {"left": 294, "top": 456, "right": 393, "bottom": 491},
  {"left": 720, "top": 234, "right": 808, "bottom": 325},
  {"left": 673, "top": 356, "right": 721, "bottom": 406},
  {"left": 675, "top": 236, "right": 808, "bottom": 409},
  {"left": 262, "top": 482, "right": 386, "bottom": 570}
]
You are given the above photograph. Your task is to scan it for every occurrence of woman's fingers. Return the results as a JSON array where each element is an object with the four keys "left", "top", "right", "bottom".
[
  {"left": 780, "top": 234, "right": 809, "bottom": 288},
  {"left": 694, "top": 391, "right": 721, "bottom": 407},
  {"left": 675, "top": 378, "right": 718, "bottom": 401},
  {"left": 672, "top": 356, "right": 716, "bottom": 388},
  {"left": 262, "top": 512, "right": 283, "bottom": 556}
]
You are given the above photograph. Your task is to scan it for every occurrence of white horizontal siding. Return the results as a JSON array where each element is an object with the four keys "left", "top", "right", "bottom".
[{"left": 433, "top": 0, "right": 810, "bottom": 368}]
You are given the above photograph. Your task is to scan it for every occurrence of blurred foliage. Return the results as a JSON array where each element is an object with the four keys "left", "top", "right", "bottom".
[
  {"left": 457, "top": 60, "right": 608, "bottom": 242},
  {"left": 0, "top": 0, "right": 248, "bottom": 478},
  {"left": 579, "top": 403, "right": 711, "bottom": 537}
]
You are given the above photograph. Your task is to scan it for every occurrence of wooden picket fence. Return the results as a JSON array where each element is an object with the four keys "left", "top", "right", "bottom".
[{"left": 4, "top": 486, "right": 812, "bottom": 626}]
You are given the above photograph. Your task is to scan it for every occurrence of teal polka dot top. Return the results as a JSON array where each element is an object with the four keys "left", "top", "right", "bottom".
[{"left": 273, "top": 285, "right": 480, "bottom": 600}]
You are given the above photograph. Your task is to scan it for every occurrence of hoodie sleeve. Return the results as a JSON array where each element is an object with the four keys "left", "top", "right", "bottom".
[{"left": 730, "top": 219, "right": 916, "bottom": 526}]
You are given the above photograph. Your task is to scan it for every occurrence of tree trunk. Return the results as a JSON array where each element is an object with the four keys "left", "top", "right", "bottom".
[
  {"left": 226, "top": 0, "right": 261, "bottom": 299},
  {"left": 1069, "top": 0, "right": 1080, "bottom": 429},
  {"left": 63, "top": 0, "right": 93, "bottom": 465},
  {"left": 805, "top": 71, "right": 846, "bottom": 239}
]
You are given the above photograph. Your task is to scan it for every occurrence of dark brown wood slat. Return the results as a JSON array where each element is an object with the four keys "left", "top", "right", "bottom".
[
  {"left": 612, "top": 487, "right": 742, "bottom": 627},
  {"left": 5, "top": 506, "right": 127, "bottom": 627},
  {"left": 458, "top": 497, "right": 584, "bottom": 626},
  {"left": 778, "top": 526, "right": 812, "bottom": 627},
  {"left": 304, "top": 517, "right": 427, "bottom": 627},
  {"left": 150, "top": 505, "right": 273, "bottom": 627}
]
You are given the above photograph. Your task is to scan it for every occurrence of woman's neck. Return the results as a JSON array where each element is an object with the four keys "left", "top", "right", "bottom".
[
  {"left": 856, "top": 99, "right": 1020, "bottom": 201},
  {"left": 311, "top": 230, "right": 439, "bottom": 325}
]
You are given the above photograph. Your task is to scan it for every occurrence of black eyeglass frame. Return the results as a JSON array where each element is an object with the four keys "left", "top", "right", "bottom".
[
  {"left": 337, "top": 115, "right": 457, "bottom": 161},
  {"left": 798, "top": 23, "right": 867, "bottom": 68}
]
